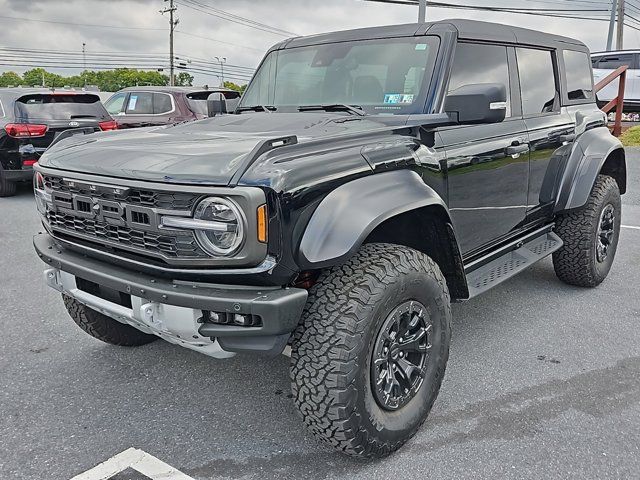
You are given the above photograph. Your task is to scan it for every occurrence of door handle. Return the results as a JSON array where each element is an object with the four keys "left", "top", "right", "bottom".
[{"left": 505, "top": 143, "right": 529, "bottom": 156}]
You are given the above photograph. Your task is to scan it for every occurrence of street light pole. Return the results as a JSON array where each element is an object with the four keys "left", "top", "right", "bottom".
[
  {"left": 418, "top": 0, "right": 427, "bottom": 22},
  {"left": 215, "top": 56, "right": 227, "bottom": 87}
]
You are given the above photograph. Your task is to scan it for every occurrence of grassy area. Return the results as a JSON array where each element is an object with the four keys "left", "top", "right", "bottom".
[{"left": 619, "top": 126, "right": 640, "bottom": 147}]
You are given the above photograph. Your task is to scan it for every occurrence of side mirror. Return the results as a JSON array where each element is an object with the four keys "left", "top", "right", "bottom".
[
  {"left": 207, "top": 92, "right": 227, "bottom": 117},
  {"left": 444, "top": 83, "right": 507, "bottom": 125}
]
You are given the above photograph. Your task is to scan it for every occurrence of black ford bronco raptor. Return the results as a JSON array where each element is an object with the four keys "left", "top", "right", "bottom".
[{"left": 33, "top": 20, "right": 626, "bottom": 458}]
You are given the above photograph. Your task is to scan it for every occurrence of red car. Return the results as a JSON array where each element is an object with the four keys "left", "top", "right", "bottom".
[{"left": 103, "top": 86, "right": 241, "bottom": 129}]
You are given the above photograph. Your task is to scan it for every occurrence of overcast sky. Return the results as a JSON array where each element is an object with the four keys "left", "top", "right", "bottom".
[{"left": 0, "top": 0, "right": 631, "bottom": 88}]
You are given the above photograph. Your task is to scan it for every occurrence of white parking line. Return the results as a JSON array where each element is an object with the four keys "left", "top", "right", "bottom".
[
  {"left": 70, "top": 448, "right": 194, "bottom": 480},
  {"left": 622, "top": 225, "right": 640, "bottom": 231}
]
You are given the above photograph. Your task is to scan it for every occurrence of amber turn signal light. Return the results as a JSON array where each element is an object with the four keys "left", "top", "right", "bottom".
[{"left": 257, "top": 204, "right": 268, "bottom": 243}]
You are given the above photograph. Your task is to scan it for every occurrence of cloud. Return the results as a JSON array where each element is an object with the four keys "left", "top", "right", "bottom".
[{"left": 0, "top": 0, "right": 624, "bottom": 89}]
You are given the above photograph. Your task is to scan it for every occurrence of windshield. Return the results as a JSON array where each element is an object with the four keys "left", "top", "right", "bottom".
[{"left": 240, "top": 36, "right": 439, "bottom": 115}]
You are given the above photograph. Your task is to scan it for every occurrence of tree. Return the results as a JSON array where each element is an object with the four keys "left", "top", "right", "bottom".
[
  {"left": 0, "top": 71, "right": 23, "bottom": 87},
  {"left": 223, "top": 81, "right": 247, "bottom": 93},
  {"left": 175, "top": 72, "right": 194, "bottom": 87},
  {"left": 22, "top": 68, "right": 65, "bottom": 88}
]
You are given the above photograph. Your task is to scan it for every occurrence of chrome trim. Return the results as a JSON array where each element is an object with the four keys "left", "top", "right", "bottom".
[{"left": 161, "top": 216, "right": 235, "bottom": 232}]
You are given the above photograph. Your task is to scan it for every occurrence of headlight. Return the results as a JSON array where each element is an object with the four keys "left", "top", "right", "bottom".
[{"left": 193, "top": 197, "right": 245, "bottom": 256}]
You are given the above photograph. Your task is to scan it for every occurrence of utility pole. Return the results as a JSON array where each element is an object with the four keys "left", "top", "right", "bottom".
[
  {"left": 607, "top": 0, "right": 618, "bottom": 51},
  {"left": 418, "top": 0, "right": 427, "bottom": 22},
  {"left": 161, "top": 0, "right": 178, "bottom": 86},
  {"left": 215, "top": 56, "right": 226, "bottom": 87},
  {"left": 82, "top": 42, "right": 87, "bottom": 87},
  {"left": 617, "top": 0, "right": 625, "bottom": 50}
]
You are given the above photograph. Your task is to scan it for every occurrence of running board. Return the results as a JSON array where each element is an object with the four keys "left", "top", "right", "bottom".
[{"left": 465, "top": 232, "right": 563, "bottom": 298}]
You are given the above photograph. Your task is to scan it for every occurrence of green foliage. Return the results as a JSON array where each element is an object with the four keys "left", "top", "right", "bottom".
[
  {"left": 175, "top": 72, "right": 194, "bottom": 87},
  {"left": 223, "top": 81, "right": 247, "bottom": 93},
  {"left": 0, "top": 68, "right": 169, "bottom": 91},
  {"left": 0, "top": 71, "right": 24, "bottom": 87},
  {"left": 619, "top": 126, "right": 640, "bottom": 147}
]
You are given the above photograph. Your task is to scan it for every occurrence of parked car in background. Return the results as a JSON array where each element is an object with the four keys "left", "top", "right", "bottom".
[
  {"left": 103, "top": 86, "right": 242, "bottom": 128},
  {"left": 592, "top": 50, "right": 640, "bottom": 110},
  {"left": 0, "top": 88, "right": 116, "bottom": 197}
]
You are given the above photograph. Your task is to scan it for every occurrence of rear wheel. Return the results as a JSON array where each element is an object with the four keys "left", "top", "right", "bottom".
[
  {"left": 63, "top": 295, "right": 158, "bottom": 347},
  {"left": 290, "top": 243, "right": 451, "bottom": 458},
  {"left": 553, "top": 174, "right": 621, "bottom": 287}
]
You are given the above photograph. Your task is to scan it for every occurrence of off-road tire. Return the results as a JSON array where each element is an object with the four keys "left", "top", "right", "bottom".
[
  {"left": 63, "top": 295, "right": 158, "bottom": 346},
  {"left": 553, "top": 174, "right": 621, "bottom": 287},
  {"left": 290, "top": 243, "right": 452, "bottom": 458},
  {"left": 0, "top": 170, "right": 17, "bottom": 197}
]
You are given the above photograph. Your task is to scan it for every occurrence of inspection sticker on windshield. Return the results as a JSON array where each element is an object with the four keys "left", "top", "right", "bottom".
[
  {"left": 415, "top": 44, "right": 428, "bottom": 50},
  {"left": 384, "top": 94, "right": 414, "bottom": 105}
]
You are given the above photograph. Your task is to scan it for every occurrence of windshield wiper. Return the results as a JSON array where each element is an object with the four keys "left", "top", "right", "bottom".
[
  {"left": 298, "top": 104, "right": 366, "bottom": 116},
  {"left": 235, "top": 105, "right": 277, "bottom": 113}
]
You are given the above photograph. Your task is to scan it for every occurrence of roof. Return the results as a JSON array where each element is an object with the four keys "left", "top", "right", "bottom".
[
  {"left": 280, "top": 18, "right": 587, "bottom": 51},
  {"left": 117, "top": 86, "right": 236, "bottom": 93},
  {"left": 591, "top": 50, "right": 640, "bottom": 56},
  {"left": 0, "top": 88, "right": 101, "bottom": 102}
]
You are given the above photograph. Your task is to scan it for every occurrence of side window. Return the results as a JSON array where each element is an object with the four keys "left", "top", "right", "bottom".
[
  {"left": 104, "top": 92, "right": 126, "bottom": 115},
  {"left": 596, "top": 54, "right": 633, "bottom": 70},
  {"left": 153, "top": 93, "right": 173, "bottom": 114},
  {"left": 516, "top": 48, "right": 558, "bottom": 116},
  {"left": 563, "top": 50, "right": 594, "bottom": 101},
  {"left": 125, "top": 92, "right": 154, "bottom": 114},
  {"left": 448, "top": 43, "right": 511, "bottom": 117}
]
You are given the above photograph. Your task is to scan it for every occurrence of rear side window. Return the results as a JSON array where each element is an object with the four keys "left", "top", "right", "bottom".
[
  {"left": 563, "top": 50, "right": 594, "bottom": 101},
  {"left": 448, "top": 43, "right": 511, "bottom": 117},
  {"left": 516, "top": 48, "right": 558, "bottom": 116},
  {"left": 125, "top": 92, "right": 173, "bottom": 115},
  {"left": 15, "top": 94, "right": 109, "bottom": 121},
  {"left": 594, "top": 54, "right": 633, "bottom": 70}
]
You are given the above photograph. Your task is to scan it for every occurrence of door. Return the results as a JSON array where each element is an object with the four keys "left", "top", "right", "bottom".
[
  {"left": 438, "top": 42, "right": 530, "bottom": 255},
  {"left": 516, "top": 47, "right": 575, "bottom": 222}
]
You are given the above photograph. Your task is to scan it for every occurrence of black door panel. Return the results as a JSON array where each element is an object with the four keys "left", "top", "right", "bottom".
[{"left": 438, "top": 119, "right": 530, "bottom": 255}]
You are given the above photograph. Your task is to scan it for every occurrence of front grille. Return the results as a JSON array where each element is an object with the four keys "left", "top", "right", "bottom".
[
  {"left": 44, "top": 175, "right": 199, "bottom": 210},
  {"left": 42, "top": 174, "right": 210, "bottom": 263},
  {"left": 46, "top": 210, "right": 207, "bottom": 258}
]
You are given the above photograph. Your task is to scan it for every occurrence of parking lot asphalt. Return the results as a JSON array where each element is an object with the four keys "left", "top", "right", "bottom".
[{"left": 1, "top": 151, "right": 639, "bottom": 480}]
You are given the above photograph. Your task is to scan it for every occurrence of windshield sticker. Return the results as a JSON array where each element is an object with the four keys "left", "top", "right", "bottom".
[
  {"left": 415, "top": 44, "right": 428, "bottom": 51},
  {"left": 384, "top": 94, "right": 414, "bottom": 104},
  {"left": 128, "top": 96, "right": 138, "bottom": 110},
  {"left": 384, "top": 94, "right": 402, "bottom": 104}
]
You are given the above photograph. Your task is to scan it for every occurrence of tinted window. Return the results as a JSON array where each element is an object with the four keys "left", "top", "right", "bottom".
[
  {"left": 186, "top": 91, "right": 241, "bottom": 115},
  {"left": 153, "top": 93, "right": 173, "bottom": 114},
  {"left": 595, "top": 54, "right": 633, "bottom": 69},
  {"left": 15, "top": 94, "right": 109, "bottom": 121},
  {"left": 104, "top": 92, "right": 126, "bottom": 115},
  {"left": 563, "top": 50, "right": 594, "bottom": 100},
  {"left": 125, "top": 92, "right": 154, "bottom": 114},
  {"left": 516, "top": 48, "right": 558, "bottom": 116},
  {"left": 448, "top": 43, "right": 511, "bottom": 117}
]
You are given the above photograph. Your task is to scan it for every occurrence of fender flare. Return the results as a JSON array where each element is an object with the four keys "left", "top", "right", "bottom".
[
  {"left": 555, "top": 127, "right": 625, "bottom": 212},
  {"left": 297, "top": 169, "right": 460, "bottom": 270}
]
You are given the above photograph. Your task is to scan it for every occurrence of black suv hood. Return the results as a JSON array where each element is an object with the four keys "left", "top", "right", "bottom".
[{"left": 38, "top": 113, "right": 389, "bottom": 185}]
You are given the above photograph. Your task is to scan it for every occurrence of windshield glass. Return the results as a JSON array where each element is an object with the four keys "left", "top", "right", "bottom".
[{"left": 240, "top": 36, "right": 439, "bottom": 115}]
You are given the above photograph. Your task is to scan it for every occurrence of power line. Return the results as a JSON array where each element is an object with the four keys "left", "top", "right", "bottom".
[{"left": 176, "top": 0, "right": 297, "bottom": 36}]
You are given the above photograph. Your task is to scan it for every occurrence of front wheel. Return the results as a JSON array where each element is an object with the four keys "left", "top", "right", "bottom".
[
  {"left": 290, "top": 243, "right": 451, "bottom": 458},
  {"left": 553, "top": 174, "right": 621, "bottom": 287}
]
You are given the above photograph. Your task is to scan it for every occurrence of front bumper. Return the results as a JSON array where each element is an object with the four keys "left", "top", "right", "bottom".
[{"left": 34, "top": 233, "right": 308, "bottom": 357}]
